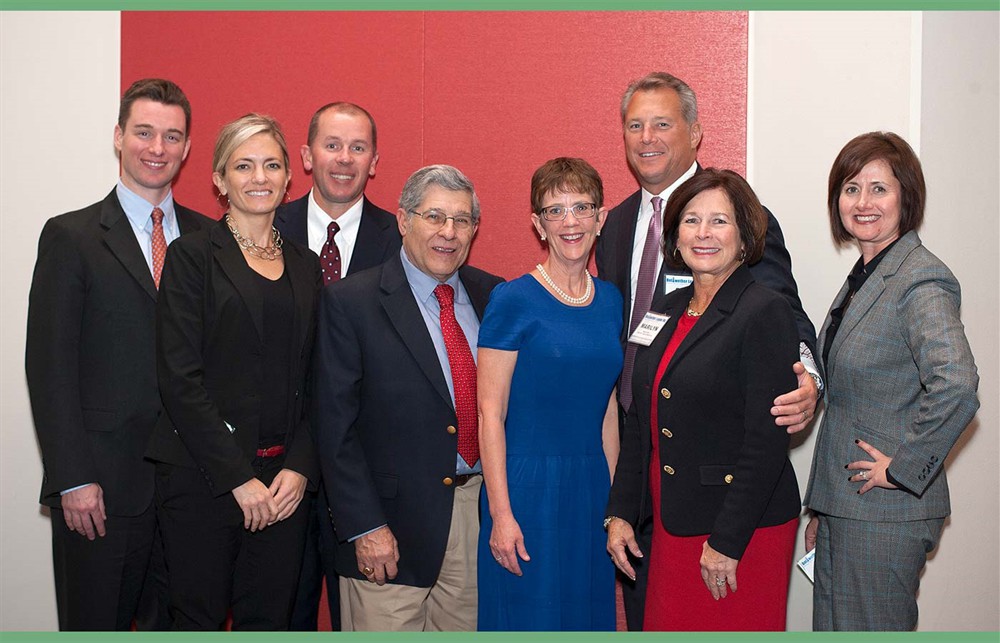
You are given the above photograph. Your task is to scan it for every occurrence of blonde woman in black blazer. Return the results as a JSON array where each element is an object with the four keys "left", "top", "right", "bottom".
[
  {"left": 606, "top": 169, "right": 801, "bottom": 631},
  {"left": 147, "top": 114, "right": 321, "bottom": 630}
]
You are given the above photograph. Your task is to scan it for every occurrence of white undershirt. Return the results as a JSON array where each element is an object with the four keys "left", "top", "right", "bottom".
[{"left": 306, "top": 191, "right": 364, "bottom": 276}]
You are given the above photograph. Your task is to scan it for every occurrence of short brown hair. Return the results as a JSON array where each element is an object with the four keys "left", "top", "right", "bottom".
[
  {"left": 827, "top": 131, "right": 925, "bottom": 246},
  {"left": 530, "top": 157, "right": 604, "bottom": 214},
  {"left": 306, "top": 102, "right": 377, "bottom": 151},
  {"left": 118, "top": 78, "right": 191, "bottom": 134},
  {"left": 662, "top": 168, "right": 767, "bottom": 269}
]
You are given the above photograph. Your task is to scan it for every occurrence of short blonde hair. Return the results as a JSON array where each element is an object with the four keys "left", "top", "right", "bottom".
[{"left": 212, "top": 113, "right": 289, "bottom": 175}]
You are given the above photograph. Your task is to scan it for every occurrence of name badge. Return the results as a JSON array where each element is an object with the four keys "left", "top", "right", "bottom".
[
  {"left": 628, "top": 312, "right": 670, "bottom": 346},
  {"left": 663, "top": 274, "right": 693, "bottom": 296}
]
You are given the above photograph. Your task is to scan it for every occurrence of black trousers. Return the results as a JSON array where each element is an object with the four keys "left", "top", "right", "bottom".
[
  {"left": 619, "top": 515, "right": 654, "bottom": 631},
  {"left": 289, "top": 486, "right": 341, "bottom": 630},
  {"left": 155, "top": 456, "right": 309, "bottom": 630},
  {"left": 50, "top": 500, "right": 157, "bottom": 631}
]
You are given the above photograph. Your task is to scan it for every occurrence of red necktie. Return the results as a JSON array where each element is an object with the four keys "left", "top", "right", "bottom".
[
  {"left": 433, "top": 284, "right": 479, "bottom": 466},
  {"left": 321, "top": 221, "right": 342, "bottom": 284},
  {"left": 151, "top": 207, "right": 167, "bottom": 290},
  {"left": 620, "top": 195, "right": 663, "bottom": 410}
]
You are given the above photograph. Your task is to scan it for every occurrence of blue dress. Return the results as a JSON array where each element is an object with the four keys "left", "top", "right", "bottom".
[{"left": 477, "top": 274, "right": 623, "bottom": 631}]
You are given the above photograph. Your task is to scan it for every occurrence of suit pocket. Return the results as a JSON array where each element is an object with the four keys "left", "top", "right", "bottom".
[
  {"left": 699, "top": 464, "right": 736, "bottom": 486},
  {"left": 82, "top": 408, "right": 118, "bottom": 432},
  {"left": 372, "top": 473, "right": 398, "bottom": 499}
]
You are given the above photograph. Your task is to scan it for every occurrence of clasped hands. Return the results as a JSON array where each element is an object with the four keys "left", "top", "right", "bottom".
[{"left": 231, "top": 468, "right": 306, "bottom": 532}]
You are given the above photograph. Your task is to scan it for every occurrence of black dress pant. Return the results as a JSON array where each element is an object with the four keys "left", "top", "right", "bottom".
[
  {"left": 619, "top": 515, "right": 654, "bottom": 631},
  {"left": 155, "top": 455, "right": 309, "bottom": 630},
  {"left": 289, "top": 485, "right": 341, "bottom": 631},
  {"left": 51, "top": 500, "right": 157, "bottom": 630}
]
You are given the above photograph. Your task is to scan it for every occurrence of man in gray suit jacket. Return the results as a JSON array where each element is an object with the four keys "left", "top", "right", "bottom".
[
  {"left": 26, "top": 78, "right": 211, "bottom": 630},
  {"left": 275, "top": 102, "right": 401, "bottom": 631}
]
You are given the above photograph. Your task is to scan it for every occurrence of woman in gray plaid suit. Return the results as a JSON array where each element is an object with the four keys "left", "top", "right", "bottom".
[{"left": 803, "top": 132, "right": 979, "bottom": 631}]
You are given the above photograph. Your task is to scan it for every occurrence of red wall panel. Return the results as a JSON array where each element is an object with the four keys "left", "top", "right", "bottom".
[{"left": 122, "top": 11, "right": 746, "bottom": 279}]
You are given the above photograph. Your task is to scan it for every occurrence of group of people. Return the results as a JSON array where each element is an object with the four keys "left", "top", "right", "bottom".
[{"left": 26, "top": 72, "right": 979, "bottom": 633}]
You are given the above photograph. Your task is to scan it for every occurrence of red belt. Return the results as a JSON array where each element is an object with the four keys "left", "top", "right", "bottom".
[{"left": 256, "top": 445, "right": 286, "bottom": 457}]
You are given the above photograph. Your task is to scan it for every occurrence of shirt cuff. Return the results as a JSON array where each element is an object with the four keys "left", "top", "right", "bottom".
[
  {"left": 349, "top": 524, "right": 388, "bottom": 542},
  {"left": 799, "top": 342, "right": 824, "bottom": 393},
  {"left": 60, "top": 483, "right": 95, "bottom": 495}
]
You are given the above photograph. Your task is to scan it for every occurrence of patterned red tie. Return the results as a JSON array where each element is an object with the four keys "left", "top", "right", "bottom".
[
  {"left": 433, "top": 284, "right": 479, "bottom": 466},
  {"left": 320, "top": 221, "right": 342, "bottom": 284},
  {"left": 620, "top": 195, "right": 663, "bottom": 410},
  {"left": 151, "top": 207, "right": 167, "bottom": 290}
]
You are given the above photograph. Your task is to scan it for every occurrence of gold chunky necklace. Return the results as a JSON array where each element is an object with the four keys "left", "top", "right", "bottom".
[
  {"left": 226, "top": 214, "right": 283, "bottom": 261},
  {"left": 536, "top": 263, "right": 592, "bottom": 305}
]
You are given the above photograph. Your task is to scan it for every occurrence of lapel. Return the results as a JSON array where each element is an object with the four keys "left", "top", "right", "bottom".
[
  {"left": 651, "top": 265, "right": 755, "bottom": 385},
  {"left": 613, "top": 190, "right": 643, "bottom": 325},
  {"left": 379, "top": 255, "right": 453, "bottom": 407},
  {"left": 638, "top": 284, "right": 689, "bottom": 391},
  {"left": 282, "top": 240, "right": 317, "bottom": 357},
  {"left": 175, "top": 203, "right": 206, "bottom": 234},
  {"left": 825, "top": 231, "right": 921, "bottom": 371},
  {"left": 99, "top": 189, "right": 158, "bottom": 301},
  {"left": 817, "top": 280, "right": 850, "bottom": 362},
  {"left": 211, "top": 219, "right": 265, "bottom": 344},
  {"left": 458, "top": 266, "right": 493, "bottom": 320},
  {"left": 273, "top": 195, "right": 309, "bottom": 246},
  {"left": 349, "top": 197, "right": 395, "bottom": 274}
]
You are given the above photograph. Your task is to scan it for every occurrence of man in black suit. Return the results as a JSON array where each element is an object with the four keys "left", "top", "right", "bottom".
[
  {"left": 25, "top": 78, "right": 211, "bottom": 630},
  {"left": 595, "top": 71, "right": 821, "bottom": 630},
  {"left": 314, "top": 165, "right": 503, "bottom": 630},
  {"left": 276, "top": 102, "right": 401, "bottom": 631}
]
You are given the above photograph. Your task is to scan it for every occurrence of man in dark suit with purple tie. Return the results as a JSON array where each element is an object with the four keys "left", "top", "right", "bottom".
[{"left": 276, "top": 102, "right": 401, "bottom": 631}]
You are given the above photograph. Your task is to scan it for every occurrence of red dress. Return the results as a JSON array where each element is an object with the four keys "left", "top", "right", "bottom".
[{"left": 643, "top": 313, "right": 797, "bottom": 631}]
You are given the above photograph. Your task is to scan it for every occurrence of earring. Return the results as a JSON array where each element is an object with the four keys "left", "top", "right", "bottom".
[
  {"left": 540, "top": 233, "right": 547, "bottom": 242},
  {"left": 596, "top": 230, "right": 601, "bottom": 237},
  {"left": 739, "top": 248, "right": 747, "bottom": 262},
  {"left": 673, "top": 247, "right": 681, "bottom": 261},
  {"left": 216, "top": 192, "right": 229, "bottom": 208}
]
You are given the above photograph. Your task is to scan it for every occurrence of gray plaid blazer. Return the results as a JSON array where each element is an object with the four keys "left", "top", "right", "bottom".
[{"left": 804, "top": 231, "right": 979, "bottom": 521}]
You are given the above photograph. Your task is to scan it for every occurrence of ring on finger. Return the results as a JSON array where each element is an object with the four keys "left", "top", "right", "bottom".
[
  {"left": 859, "top": 470, "right": 867, "bottom": 480},
  {"left": 362, "top": 566, "right": 374, "bottom": 576},
  {"left": 801, "top": 411, "right": 807, "bottom": 422},
  {"left": 495, "top": 555, "right": 503, "bottom": 562},
  {"left": 715, "top": 576, "right": 726, "bottom": 587}
]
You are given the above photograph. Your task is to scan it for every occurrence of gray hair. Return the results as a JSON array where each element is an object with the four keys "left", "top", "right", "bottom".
[
  {"left": 212, "top": 113, "right": 290, "bottom": 175},
  {"left": 620, "top": 71, "right": 699, "bottom": 125},
  {"left": 398, "top": 165, "right": 481, "bottom": 221}
]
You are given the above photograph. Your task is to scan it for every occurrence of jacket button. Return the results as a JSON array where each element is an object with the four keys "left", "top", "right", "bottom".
[
  {"left": 660, "top": 388, "right": 671, "bottom": 399},
  {"left": 663, "top": 465, "right": 675, "bottom": 475},
  {"left": 661, "top": 428, "right": 673, "bottom": 438},
  {"left": 446, "top": 425, "right": 457, "bottom": 434},
  {"left": 724, "top": 474, "right": 734, "bottom": 484},
  {"left": 442, "top": 477, "right": 454, "bottom": 486}
]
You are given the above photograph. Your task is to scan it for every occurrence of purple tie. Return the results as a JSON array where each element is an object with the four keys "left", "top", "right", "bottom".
[
  {"left": 620, "top": 196, "right": 663, "bottom": 411},
  {"left": 320, "top": 221, "right": 342, "bottom": 284}
]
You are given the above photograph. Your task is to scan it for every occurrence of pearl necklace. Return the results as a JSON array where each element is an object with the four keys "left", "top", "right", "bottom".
[{"left": 536, "top": 263, "right": 592, "bottom": 305}]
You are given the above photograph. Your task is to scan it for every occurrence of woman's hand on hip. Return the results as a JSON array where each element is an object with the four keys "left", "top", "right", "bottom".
[
  {"left": 847, "top": 439, "right": 898, "bottom": 494},
  {"left": 269, "top": 468, "right": 307, "bottom": 523},
  {"left": 231, "top": 478, "right": 278, "bottom": 532},
  {"left": 606, "top": 517, "right": 643, "bottom": 581},
  {"left": 489, "top": 512, "right": 530, "bottom": 576},
  {"left": 700, "top": 541, "right": 739, "bottom": 600}
]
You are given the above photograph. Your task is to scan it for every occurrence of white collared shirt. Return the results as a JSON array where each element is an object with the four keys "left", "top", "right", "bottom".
[
  {"left": 628, "top": 161, "right": 698, "bottom": 319},
  {"left": 306, "top": 190, "right": 364, "bottom": 276}
]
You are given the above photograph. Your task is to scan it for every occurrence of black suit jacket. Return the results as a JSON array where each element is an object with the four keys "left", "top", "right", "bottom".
[
  {"left": 146, "top": 218, "right": 321, "bottom": 496},
  {"left": 606, "top": 265, "right": 801, "bottom": 560},
  {"left": 314, "top": 254, "right": 503, "bottom": 587},
  {"left": 595, "top": 183, "right": 816, "bottom": 350},
  {"left": 274, "top": 194, "right": 401, "bottom": 274},
  {"left": 26, "top": 188, "right": 211, "bottom": 515}
]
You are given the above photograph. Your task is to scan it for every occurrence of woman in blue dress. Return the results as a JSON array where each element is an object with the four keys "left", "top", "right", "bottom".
[{"left": 477, "top": 158, "right": 622, "bottom": 631}]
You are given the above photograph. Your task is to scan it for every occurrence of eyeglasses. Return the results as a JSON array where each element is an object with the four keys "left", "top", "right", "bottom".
[
  {"left": 408, "top": 209, "right": 477, "bottom": 230},
  {"left": 538, "top": 202, "right": 597, "bottom": 221}
]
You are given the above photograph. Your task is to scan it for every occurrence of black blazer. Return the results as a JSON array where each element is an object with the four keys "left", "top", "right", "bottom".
[
  {"left": 146, "top": 218, "right": 321, "bottom": 496},
  {"left": 595, "top": 181, "right": 816, "bottom": 351},
  {"left": 274, "top": 193, "right": 401, "bottom": 273},
  {"left": 606, "top": 265, "right": 801, "bottom": 560},
  {"left": 26, "top": 189, "right": 211, "bottom": 515},
  {"left": 314, "top": 254, "right": 502, "bottom": 587}
]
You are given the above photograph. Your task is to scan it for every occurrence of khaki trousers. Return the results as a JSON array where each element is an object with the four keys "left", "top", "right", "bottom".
[{"left": 341, "top": 476, "right": 480, "bottom": 631}]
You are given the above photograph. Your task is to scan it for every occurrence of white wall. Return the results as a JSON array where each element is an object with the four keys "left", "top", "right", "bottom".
[
  {"left": 1, "top": 9, "right": 996, "bottom": 632},
  {"left": 752, "top": 11, "right": 999, "bottom": 632},
  {"left": 0, "top": 11, "right": 120, "bottom": 631}
]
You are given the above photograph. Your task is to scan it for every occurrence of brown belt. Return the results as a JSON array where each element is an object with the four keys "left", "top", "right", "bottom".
[{"left": 454, "top": 473, "right": 481, "bottom": 487}]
